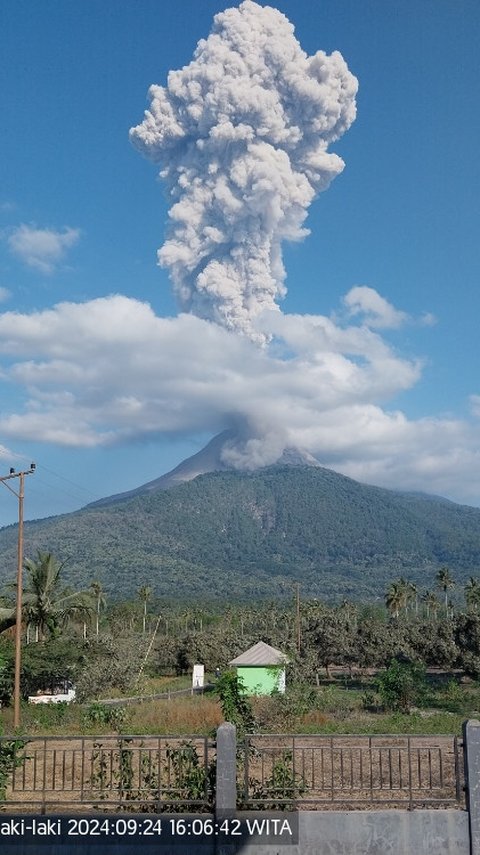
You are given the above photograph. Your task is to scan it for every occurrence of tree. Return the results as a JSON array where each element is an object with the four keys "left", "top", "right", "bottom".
[
  {"left": 455, "top": 612, "right": 480, "bottom": 677},
  {"left": 408, "top": 582, "right": 419, "bottom": 616},
  {"left": 406, "top": 619, "right": 457, "bottom": 669},
  {"left": 376, "top": 658, "right": 426, "bottom": 713},
  {"left": 21, "top": 637, "right": 87, "bottom": 699},
  {"left": 385, "top": 581, "right": 407, "bottom": 619},
  {"left": 436, "top": 567, "right": 454, "bottom": 617},
  {"left": 465, "top": 578, "right": 480, "bottom": 613},
  {"left": 301, "top": 604, "right": 355, "bottom": 679},
  {"left": 138, "top": 585, "right": 152, "bottom": 636},
  {"left": 90, "top": 581, "right": 106, "bottom": 637},
  {"left": 22, "top": 552, "right": 93, "bottom": 641},
  {"left": 421, "top": 590, "right": 439, "bottom": 620}
]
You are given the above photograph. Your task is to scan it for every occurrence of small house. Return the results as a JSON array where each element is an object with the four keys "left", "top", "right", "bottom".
[{"left": 229, "top": 641, "right": 288, "bottom": 695}]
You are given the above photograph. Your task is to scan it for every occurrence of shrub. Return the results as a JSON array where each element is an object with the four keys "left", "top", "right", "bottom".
[
  {"left": 83, "top": 702, "right": 129, "bottom": 731},
  {"left": 376, "top": 659, "right": 426, "bottom": 713},
  {"left": 213, "top": 671, "right": 254, "bottom": 733},
  {"left": 0, "top": 722, "right": 27, "bottom": 801},
  {"left": 250, "top": 752, "right": 304, "bottom": 810}
]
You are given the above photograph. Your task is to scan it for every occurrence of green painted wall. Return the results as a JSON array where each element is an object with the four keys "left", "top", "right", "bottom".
[{"left": 236, "top": 665, "right": 284, "bottom": 695}]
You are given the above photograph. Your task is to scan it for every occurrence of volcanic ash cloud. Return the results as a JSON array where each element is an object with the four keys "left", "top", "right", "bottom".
[{"left": 130, "top": 0, "right": 358, "bottom": 342}]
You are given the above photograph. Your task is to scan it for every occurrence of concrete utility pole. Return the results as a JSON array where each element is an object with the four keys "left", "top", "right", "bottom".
[{"left": 0, "top": 464, "right": 35, "bottom": 729}]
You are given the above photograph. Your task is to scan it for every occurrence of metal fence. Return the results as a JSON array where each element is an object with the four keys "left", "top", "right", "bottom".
[
  {"left": 1, "top": 734, "right": 215, "bottom": 813},
  {"left": 0, "top": 732, "right": 465, "bottom": 813},
  {"left": 240, "top": 734, "right": 464, "bottom": 810}
]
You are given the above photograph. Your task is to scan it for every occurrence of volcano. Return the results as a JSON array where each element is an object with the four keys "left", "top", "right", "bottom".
[{"left": 88, "top": 431, "right": 320, "bottom": 508}]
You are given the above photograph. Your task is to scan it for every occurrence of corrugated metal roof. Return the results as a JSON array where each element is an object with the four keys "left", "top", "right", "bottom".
[{"left": 229, "top": 641, "right": 289, "bottom": 666}]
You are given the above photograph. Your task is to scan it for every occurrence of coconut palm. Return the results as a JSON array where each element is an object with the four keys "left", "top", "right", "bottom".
[
  {"left": 465, "top": 577, "right": 480, "bottom": 613},
  {"left": 138, "top": 585, "right": 152, "bottom": 636},
  {"left": 398, "top": 578, "right": 413, "bottom": 617},
  {"left": 436, "top": 567, "right": 454, "bottom": 617},
  {"left": 421, "top": 589, "right": 439, "bottom": 619},
  {"left": 408, "top": 582, "right": 419, "bottom": 616},
  {"left": 90, "top": 581, "right": 107, "bottom": 637},
  {"left": 22, "top": 552, "right": 94, "bottom": 640},
  {"left": 385, "top": 581, "right": 407, "bottom": 619}
]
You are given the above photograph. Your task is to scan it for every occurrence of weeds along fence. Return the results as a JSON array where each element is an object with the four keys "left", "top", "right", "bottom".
[
  {"left": 100, "top": 686, "right": 207, "bottom": 707},
  {"left": 239, "top": 734, "right": 464, "bottom": 810},
  {"left": 0, "top": 735, "right": 215, "bottom": 813},
  {"left": 0, "top": 731, "right": 465, "bottom": 814}
]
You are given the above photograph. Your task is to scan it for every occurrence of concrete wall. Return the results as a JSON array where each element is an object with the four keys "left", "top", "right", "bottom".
[{"left": 239, "top": 810, "right": 469, "bottom": 855}]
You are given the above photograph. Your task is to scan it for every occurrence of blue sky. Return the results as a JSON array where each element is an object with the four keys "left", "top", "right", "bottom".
[{"left": 0, "top": 0, "right": 479, "bottom": 526}]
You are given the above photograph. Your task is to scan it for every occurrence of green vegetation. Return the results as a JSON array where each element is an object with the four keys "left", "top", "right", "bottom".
[
  {"left": 375, "top": 660, "right": 426, "bottom": 713},
  {"left": 1, "top": 547, "right": 480, "bottom": 738},
  {"left": 213, "top": 671, "right": 254, "bottom": 734},
  {"left": 0, "top": 734, "right": 27, "bottom": 801},
  {"left": 1, "top": 466, "right": 480, "bottom": 600}
]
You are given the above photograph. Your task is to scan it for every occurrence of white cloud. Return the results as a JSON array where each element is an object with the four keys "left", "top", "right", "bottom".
[
  {"left": 0, "top": 444, "right": 15, "bottom": 461},
  {"left": 470, "top": 395, "right": 480, "bottom": 418},
  {"left": 7, "top": 224, "right": 81, "bottom": 274},
  {"left": 0, "top": 290, "right": 479, "bottom": 505},
  {"left": 343, "top": 286, "right": 408, "bottom": 328},
  {"left": 0, "top": 287, "right": 11, "bottom": 303}
]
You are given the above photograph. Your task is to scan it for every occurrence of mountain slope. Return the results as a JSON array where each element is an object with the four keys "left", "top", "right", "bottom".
[
  {"left": 1, "top": 465, "right": 480, "bottom": 602},
  {"left": 88, "top": 430, "right": 320, "bottom": 507}
]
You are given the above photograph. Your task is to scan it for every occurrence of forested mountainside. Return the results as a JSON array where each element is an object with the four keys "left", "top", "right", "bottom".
[{"left": 0, "top": 465, "right": 479, "bottom": 601}]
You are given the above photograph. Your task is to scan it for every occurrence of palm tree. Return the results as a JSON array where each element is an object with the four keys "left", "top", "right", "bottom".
[
  {"left": 408, "top": 582, "right": 419, "bottom": 616},
  {"left": 90, "top": 581, "right": 107, "bottom": 637},
  {"left": 22, "top": 552, "right": 93, "bottom": 640},
  {"left": 465, "top": 577, "right": 480, "bottom": 613},
  {"left": 138, "top": 585, "right": 152, "bottom": 636},
  {"left": 385, "top": 582, "right": 407, "bottom": 619},
  {"left": 436, "top": 567, "right": 454, "bottom": 617},
  {"left": 421, "top": 589, "right": 439, "bottom": 619},
  {"left": 398, "top": 578, "right": 413, "bottom": 617}
]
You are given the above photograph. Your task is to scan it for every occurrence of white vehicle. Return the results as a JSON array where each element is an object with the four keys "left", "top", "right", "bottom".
[{"left": 28, "top": 680, "right": 76, "bottom": 705}]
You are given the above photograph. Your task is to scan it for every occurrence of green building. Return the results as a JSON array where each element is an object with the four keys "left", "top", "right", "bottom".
[{"left": 229, "top": 641, "right": 288, "bottom": 695}]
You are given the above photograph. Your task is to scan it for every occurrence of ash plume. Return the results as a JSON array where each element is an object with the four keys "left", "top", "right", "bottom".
[{"left": 130, "top": 0, "right": 357, "bottom": 342}]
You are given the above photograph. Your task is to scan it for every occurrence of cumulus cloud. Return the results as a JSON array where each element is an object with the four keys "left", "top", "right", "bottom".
[
  {"left": 0, "top": 2, "right": 475, "bottom": 508},
  {"left": 343, "top": 286, "right": 408, "bottom": 329},
  {"left": 342, "top": 287, "right": 438, "bottom": 330},
  {"left": 7, "top": 224, "right": 80, "bottom": 274},
  {"left": 470, "top": 395, "right": 480, "bottom": 418},
  {"left": 0, "top": 291, "right": 479, "bottom": 504},
  {"left": 130, "top": 0, "right": 357, "bottom": 342}
]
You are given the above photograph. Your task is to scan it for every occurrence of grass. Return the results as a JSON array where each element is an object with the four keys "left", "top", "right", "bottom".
[
  {"left": 251, "top": 673, "right": 480, "bottom": 736},
  {"left": 96, "top": 674, "right": 196, "bottom": 699},
  {"left": 1, "top": 672, "right": 478, "bottom": 738},
  {"left": 297, "top": 710, "right": 465, "bottom": 735},
  {"left": 0, "top": 694, "right": 223, "bottom": 737}
]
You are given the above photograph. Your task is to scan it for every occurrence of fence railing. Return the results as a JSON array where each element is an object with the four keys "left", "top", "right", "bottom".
[
  {"left": 0, "top": 730, "right": 465, "bottom": 813},
  {"left": 240, "top": 734, "right": 464, "bottom": 810},
  {"left": 1, "top": 735, "right": 215, "bottom": 813}
]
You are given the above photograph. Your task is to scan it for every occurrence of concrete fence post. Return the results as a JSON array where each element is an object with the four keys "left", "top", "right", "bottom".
[
  {"left": 463, "top": 719, "right": 480, "bottom": 855},
  {"left": 216, "top": 722, "right": 237, "bottom": 819}
]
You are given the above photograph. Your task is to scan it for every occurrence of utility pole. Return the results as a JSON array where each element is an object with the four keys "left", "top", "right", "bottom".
[{"left": 0, "top": 464, "right": 35, "bottom": 729}]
